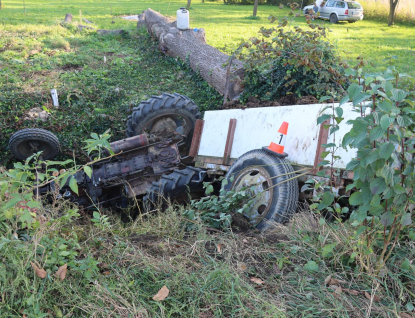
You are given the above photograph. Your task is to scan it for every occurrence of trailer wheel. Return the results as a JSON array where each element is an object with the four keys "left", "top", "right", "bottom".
[
  {"left": 126, "top": 93, "right": 201, "bottom": 156},
  {"left": 144, "top": 166, "right": 206, "bottom": 207},
  {"left": 9, "top": 128, "right": 60, "bottom": 161},
  {"left": 223, "top": 149, "right": 298, "bottom": 231}
]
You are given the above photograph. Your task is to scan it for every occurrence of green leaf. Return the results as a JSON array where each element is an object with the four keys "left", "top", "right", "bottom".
[
  {"left": 319, "top": 96, "right": 332, "bottom": 103},
  {"left": 347, "top": 83, "right": 362, "bottom": 100},
  {"left": 364, "top": 150, "right": 379, "bottom": 167},
  {"left": 317, "top": 191, "right": 334, "bottom": 210},
  {"left": 317, "top": 114, "right": 331, "bottom": 125},
  {"left": 19, "top": 211, "right": 34, "bottom": 225},
  {"left": 335, "top": 107, "right": 343, "bottom": 118},
  {"left": 27, "top": 201, "right": 41, "bottom": 208},
  {"left": 59, "top": 251, "right": 71, "bottom": 256},
  {"left": 84, "top": 166, "right": 92, "bottom": 178},
  {"left": 377, "top": 100, "right": 392, "bottom": 112},
  {"left": 346, "top": 160, "right": 360, "bottom": 171},
  {"left": 379, "top": 142, "right": 395, "bottom": 159},
  {"left": 339, "top": 95, "right": 349, "bottom": 107},
  {"left": 370, "top": 194, "right": 381, "bottom": 207},
  {"left": 401, "top": 258, "right": 411, "bottom": 271},
  {"left": 93, "top": 211, "right": 100, "bottom": 219},
  {"left": 380, "top": 114, "right": 392, "bottom": 130},
  {"left": 322, "top": 243, "right": 336, "bottom": 258},
  {"left": 60, "top": 173, "right": 71, "bottom": 188},
  {"left": 346, "top": 183, "right": 355, "bottom": 191},
  {"left": 69, "top": 176, "right": 79, "bottom": 195},
  {"left": 3, "top": 194, "right": 23, "bottom": 210},
  {"left": 356, "top": 225, "right": 367, "bottom": 236},
  {"left": 349, "top": 191, "right": 363, "bottom": 206},
  {"left": 205, "top": 184, "right": 214, "bottom": 195},
  {"left": 380, "top": 165, "right": 395, "bottom": 185},
  {"left": 369, "top": 126, "right": 384, "bottom": 142},
  {"left": 401, "top": 213, "right": 412, "bottom": 226},
  {"left": 397, "top": 115, "right": 405, "bottom": 127},
  {"left": 380, "top": 211, "right": 394, "bottom": 227},
  {"left": 353, "top": 92, "right": 371, "bottom": 106},
  {"left": 322, "top": 143, "right": 336, "bottom": 148},
  {"left": 303, "top": 261, "right": 319, "bottom": 272},
  {"left": 13, "top": 162, "right": 24, "bottom": 170},
  {"left": 382, "top": 81, "right": 393, "bottom": 94},
  {"left": 391, "top": 88, "right": 407, "bottom": 102},
  {"left": 330, "top": 125, "right": 340, "bottom": 135}
]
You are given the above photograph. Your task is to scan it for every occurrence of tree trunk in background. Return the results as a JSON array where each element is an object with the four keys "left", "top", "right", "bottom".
[
  {"left": 388, "top": 0, "right": 399, "bottom": 26},
  {"left": 253, "top": 0, "right": 259, "bottom": 17},
  {"left": 138, "top": 8, "right": 244, "bottom": 100},
  {"left": 186, "top": 0, "right": 191, "bottom": 10}
]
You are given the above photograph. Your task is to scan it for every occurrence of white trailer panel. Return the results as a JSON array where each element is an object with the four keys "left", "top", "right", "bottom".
[{"left": 198, "top": 103, "right": 362, "bottom": 169}]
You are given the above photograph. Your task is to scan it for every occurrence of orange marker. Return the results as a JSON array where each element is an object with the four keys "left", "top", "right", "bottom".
[{"left": 267, "top": 121, "right": 289, "bottom": 154}]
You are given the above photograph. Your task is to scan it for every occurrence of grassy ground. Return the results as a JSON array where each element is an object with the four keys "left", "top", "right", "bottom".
[{"left": 1, "top": 203, "right": 414, "bottom": 317}]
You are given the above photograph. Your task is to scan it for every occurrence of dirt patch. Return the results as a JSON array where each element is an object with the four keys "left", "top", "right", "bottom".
[
  {"left": 221, "top": 95, "right": 321, "bottom": 110},
  {"left": 59, "top": 64, "right": 83, "bottom": 71}
]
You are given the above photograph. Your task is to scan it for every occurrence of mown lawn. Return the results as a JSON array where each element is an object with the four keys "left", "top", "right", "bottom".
[{"left": 2, "top": 0, "right": 414, "bottom": 75}]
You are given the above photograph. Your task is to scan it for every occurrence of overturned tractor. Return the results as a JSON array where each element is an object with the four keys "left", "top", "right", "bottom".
[{"left": 9, "top": 92, "right": 300, "bottom": 230}]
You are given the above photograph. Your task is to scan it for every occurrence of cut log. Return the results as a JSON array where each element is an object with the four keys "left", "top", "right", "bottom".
[{"left": 138, "top": 8, "right": 244, "bottom": 100}]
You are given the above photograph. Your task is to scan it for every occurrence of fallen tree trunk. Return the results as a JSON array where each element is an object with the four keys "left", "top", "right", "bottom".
[{"left": 138, "top": 9, "right": 244, "bottom": 100}]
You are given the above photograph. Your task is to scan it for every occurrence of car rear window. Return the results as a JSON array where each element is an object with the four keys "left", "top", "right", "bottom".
[{"left": 347, "top": 2, "right": 362, "bottom": 9}]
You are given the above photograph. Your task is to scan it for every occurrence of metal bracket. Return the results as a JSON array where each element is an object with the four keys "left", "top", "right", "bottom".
[{"left": 222, "top": 118, "right": 237, "bottom": 165}]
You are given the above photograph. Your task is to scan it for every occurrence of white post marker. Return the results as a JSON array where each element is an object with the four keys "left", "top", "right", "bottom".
[{"left": 51, "top": 89, "right": 59, "bottom": 108}]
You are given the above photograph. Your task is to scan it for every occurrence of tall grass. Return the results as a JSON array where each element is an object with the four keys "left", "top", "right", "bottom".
[{"left": 358, "top": 0, "right": 415, "bottom": 24}]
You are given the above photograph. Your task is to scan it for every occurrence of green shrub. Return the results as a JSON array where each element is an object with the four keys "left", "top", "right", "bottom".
[
  {"left": 239, "top": 17, "right": 348, "bottom": 100},
  {"left": 310, "top": 67, "right": 415, "bottom": 274}
]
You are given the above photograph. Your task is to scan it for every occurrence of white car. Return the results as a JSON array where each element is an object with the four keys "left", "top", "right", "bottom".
[{"left": 303, "top": 0, "right": 364, "bottom": 23}]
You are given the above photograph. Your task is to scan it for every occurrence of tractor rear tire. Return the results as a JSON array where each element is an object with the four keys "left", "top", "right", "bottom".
[
  {"left": 144, "top": 166, "right": 206, "bottom": 206},
  {"left": 126, "top": 93, "right": 201, "bottom": 156},
  {"left": 223, "top": 149, "right": 298, "bottom": 231},
  {"left": 9, "top": 128, "right": 60, "bottom": 161}
]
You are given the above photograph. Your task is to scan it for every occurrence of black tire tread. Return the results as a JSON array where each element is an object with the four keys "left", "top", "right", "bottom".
[
  {"left": 126, "top": 93, "right": 201, "bottom": 137},
  {"left": 224, "top": 149, "right": 299, "bottom": 231},
  {"left": 9, "top": 128, "right": 60, "bottom": 161},
  {"left": 145, "top": 167, "right": 206, "bottom": 205}
]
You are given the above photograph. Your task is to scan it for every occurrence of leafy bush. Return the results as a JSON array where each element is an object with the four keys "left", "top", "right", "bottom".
[
  {"left": 238, "top": 16, "right": 349, "bottom": 100},
  {"left": 310, "top": 67, "right": 415, "bottom": 274},
  {"left": 183, "top": 179, "right": 252, "bottom": 230}
]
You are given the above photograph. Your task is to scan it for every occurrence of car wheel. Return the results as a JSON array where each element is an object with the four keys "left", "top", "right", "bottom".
[{"left": 330, "top": 13, "right": 338, "bottom": 23}]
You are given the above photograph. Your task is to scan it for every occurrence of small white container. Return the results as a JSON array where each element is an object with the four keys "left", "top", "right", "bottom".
[{"left": 176, "top": 7, "right": 189, "bottom": 30}]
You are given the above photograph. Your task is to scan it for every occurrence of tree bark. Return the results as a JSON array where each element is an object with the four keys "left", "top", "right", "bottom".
[
  {"left": 186, "top": 0, "right": 191, "bottom": 10},
  {"left": 139, "top": 8, "right": 244, "bottom": 100},
  {"left": 388, "top": 0, "right": 399, "bottom": 26},
  {"left": 253, "top": 0, "right": 259, "bottom": 17}
]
